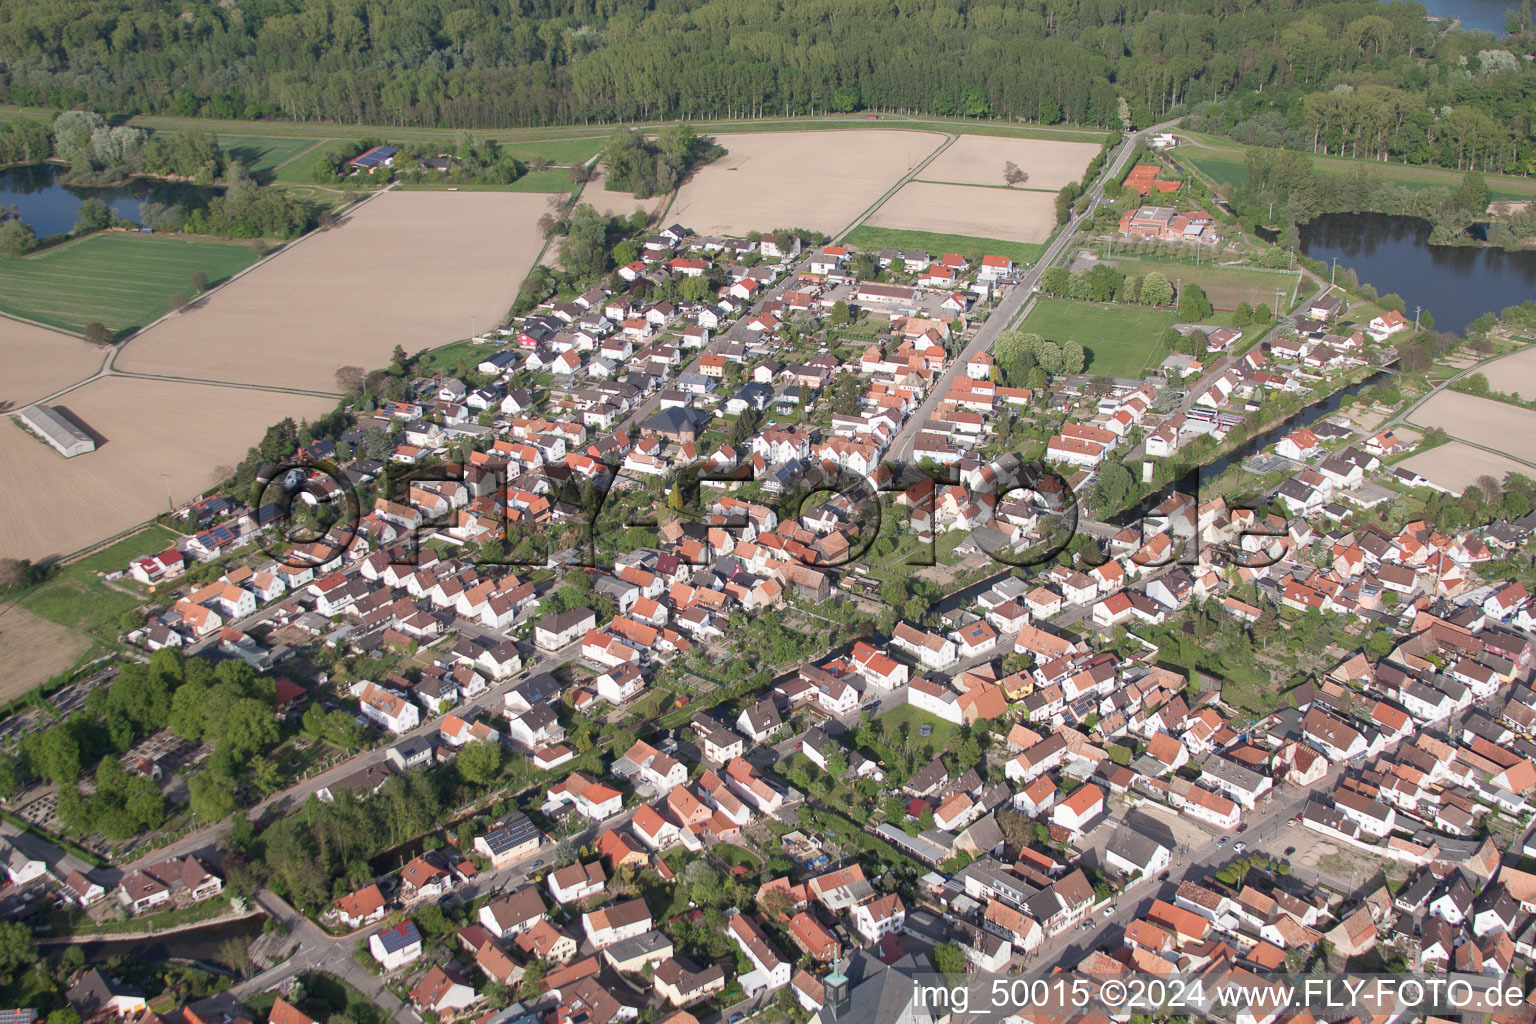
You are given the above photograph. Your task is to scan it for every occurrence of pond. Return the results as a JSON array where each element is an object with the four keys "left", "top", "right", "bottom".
[
  {"left": 0, "top": 163, "right": 219, "bottom": 238},
  {"left": 1298, "top": 212, "right": 1536, "bottom": 335}
]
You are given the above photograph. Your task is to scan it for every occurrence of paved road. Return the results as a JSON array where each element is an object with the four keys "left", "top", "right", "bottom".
[
  {"left": 111, "top": 637, "right": 589, "bottom": 880},
  {"left": 887, "top": 119, "right": 1182, "bottom": 468},
  {"left": 1022, "top": 760, "right": 1348, "bottom": 973}
]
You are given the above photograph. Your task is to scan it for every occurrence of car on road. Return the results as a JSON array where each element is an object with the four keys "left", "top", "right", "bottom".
[
  {"left": 530, "top": 859, "right": 544, "bottom": 869},
  {"left": 728, "top": 1015, "right": 744, "bottom": 1024},
  {"left": 1236, "top": 823, "right": 1247, "bottom": 833},
  {"left": 1102, "top": 905, "right": 1115, "bottom": 918},
  {"left": 1216, "top": 837, "right": 1227, "bottom": 847},
  {"left": 1284, "top": 847, "right": 1296, "bottom": 856},
  {"left": 1234, "top": 841, "right": 1247, "bottom": 853}
]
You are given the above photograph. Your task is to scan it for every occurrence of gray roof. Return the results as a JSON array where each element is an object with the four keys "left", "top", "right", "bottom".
[{"left": 1106, "top": 828, "right": 1167, "bottom": 872}]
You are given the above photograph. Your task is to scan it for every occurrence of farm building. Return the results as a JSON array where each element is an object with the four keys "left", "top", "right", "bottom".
[
  {"left": 348, "top": 145, "right": 398, "bottom": 171},
  {"left": 17, "top": 404, "right": 95, "bottom": 458}
]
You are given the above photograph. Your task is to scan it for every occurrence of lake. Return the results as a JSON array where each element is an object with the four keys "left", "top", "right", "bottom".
[
  {"left": 1298, "top": 212, "right": 1536, "bottom": 335},
  {"left": 1411, "top": 0, "right": 1515, "bottom": 33},
  {"left": 0, "top": 163, "right": 218, "bottom": 238}
]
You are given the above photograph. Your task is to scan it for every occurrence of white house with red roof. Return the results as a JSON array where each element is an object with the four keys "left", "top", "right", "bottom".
[{"left": 1367, "top": 310, "right": 1409, "bottom": 340}]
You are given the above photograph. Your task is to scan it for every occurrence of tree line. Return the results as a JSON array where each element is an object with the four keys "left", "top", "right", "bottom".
[{"left": 1, "top": 0, "right": 1527, "bottom": 175}]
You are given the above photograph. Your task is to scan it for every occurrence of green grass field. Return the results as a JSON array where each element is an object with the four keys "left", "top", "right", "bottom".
[
  {"left": 497, "top": 137, "right": 603, "bottom": 166},
  {"left": 217, "top": 134, "right": 320, "bottom": 176},
  {"left": 1101, "top": 257, "right": 1300, "bottom": 310},
  {"left": 0, "top": 233, "right": 261, "bottom": 335},
  {"left": 13, "top": 524, "right": 180, "bottom": 638},
  {"left": 398, "top": 167, "right": 576, "bottom": 194},
  {"left": 844, "top": 225, "right": 1045, "bottom": 267},
  {"left": 874, "top": 703, "right": 958, "bottom": 752},
  {"left": 273, "top": 142, "right": 351, "bottom": 184},
  {"left": 1020, "top": 297, "right": 1177, "bottom": 378},
  {"left": 1178, "top": 137, "right": 1536, "bottom": 201}
]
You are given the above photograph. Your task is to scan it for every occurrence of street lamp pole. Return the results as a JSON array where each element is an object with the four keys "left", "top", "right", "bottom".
[{"left": 1330, "top": 257, "right": 1337, "bottom": 287}]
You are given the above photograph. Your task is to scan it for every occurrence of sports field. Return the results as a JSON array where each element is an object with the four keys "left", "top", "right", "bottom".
[
  {"left": 1102, "top": 257, "right": 1300, "bottom": 310},
  {"left": 0, "top": 233, "right": 262, "bottom": 336},
  {"left": 843, "top": 226, "right": 1043, "bottom": 267},
  {"left": 217, "top": 134, "right": 319, "bottom": 176},
  {"left": 1018, "top": 298, "right": 1177, "bottom": 378}
]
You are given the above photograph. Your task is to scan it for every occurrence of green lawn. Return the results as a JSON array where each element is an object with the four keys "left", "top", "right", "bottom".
[
  {"left": 874, "top": 703, "right": 958, "bottom": 752},
  {"left": 13, "top": 525, "right": 180, "bottom": 635},
  {"left": 1178, "top": 137, "right": 1536, "bottom": 201},
  {"left": 497, "top": 137, "right": 604, "bottom": 166},
  {"left": 0, "top": 233, "right": 261, "bottom": 335},
  {"left": 844, "top": 225, "right": 1044, "bottom": 267},
  {"left": 216, "top": 134, "right": 320, "bottom": 176},
  {"left": 274, "top": 142, "right": 351, "bottom": 184},
  {"left": 397, "top": 167, "right": 576, "bottom": 194},
  {"left": 1100, "top": 257, "right": 1301, "bottom": 311},
  {"left": 1020, "top": 297, "right": 1177, "bottom": 377}
]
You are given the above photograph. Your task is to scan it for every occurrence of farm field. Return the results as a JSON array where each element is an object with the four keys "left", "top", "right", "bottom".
[
  {"left": 115, "top": 190, "right": 547, "bottom": 391},
  {"left": 670, "top": 130, "right": 944, "bottom": 236},
  {"left": 1474, "top": 346, "right": 1536, "bottom": 396},
  {"left": 579, "top": 169, "right": 667, "bottom": 220},
  {"left": 0, "top": 377, "right": 334, "bottom": 561},
  {"left": 1019, "top": 298, "right": 1177, "bottom": 378},
  {"left": 0, "top": 318, "right": 102, "bottom": 409},
  {"left": 865, "top": 181, "right": 1057, "bottom": 245},
  {"left": 217, "top": 134, "right": 319, "bottom": 176},
  {"left": 1177, "top": 137, "right": 1536, "bottom": 200},
  {"left": 1398, "top": 440, "right": 1531, "bottom": 495},
  {"left": 0, "top": 233, "right": 262, "bottom": 336},
  {"left": 1409, "top": 390, "right": 1536, "bottom": 463},
  {"left": 0, "top": 606, "right": 90, "bottom": 699},
  {"left": 1101, "top": 257, "right": 1301, "bottom": 310},
  {"left": 843, "top": 226, "right": 1043, "bottom": 267},
  {"left": 918, "top": 135, "right": 1099, "bottom": 191}
]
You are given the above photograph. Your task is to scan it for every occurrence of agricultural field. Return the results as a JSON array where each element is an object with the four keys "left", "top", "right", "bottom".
[
  {"left": 843, "top": 225, "right": 1043, "bottom": 267},
  {"left": 918, "top": 135, "right": 1099, "bottom": 191},
  {"left": 866, "top": 181, "right": 1057, "bottom": 245},
  {"left": 670, "top": 130, "right": 944, "bottom": 236},
  {"left": 0, "top": 606, "right": 90, "bottom": 699},
  {"left": 1474, "top": 346, "right": 1536, "bottom": 396},
  {"left": 0, "top": 524, "right": 183, "bottom": 692},
  {"left": 217, "top": 134, "right": 320, "bottom": 176},
  {"left": 1407, "top": 390, "right": 1536, "bottom": 465},
  {"left": 579, "top": 169, "right": 668, "bottom": 220},
  {"left": 1100, "top": 257, "right": 1301, "bottom": 311},
  {"left": 0, "top": 233, "right": 262, "bottom": 336},
  {"left": 0, "top": 318, "right": 102, "bottom": 409},
  {"left": 1019, "top": 298, "right": 1177, "bottom": 378},
  {"left": 1177, "top": 137, "right": 1536, "bottom": 201},
  {"left": 0, "top": 377, "right": 334, "bottom": 562},
  {"left": 115, "top": 190, "right": 546, "bottom": 391},
  {"left": 1397, "top": 440, "right": 1531, "bottom": 495}
]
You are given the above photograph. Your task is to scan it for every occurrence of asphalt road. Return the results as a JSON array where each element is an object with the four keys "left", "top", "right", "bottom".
[{"left": 887, "top": 118, "right": 1183, "bottom": 468}]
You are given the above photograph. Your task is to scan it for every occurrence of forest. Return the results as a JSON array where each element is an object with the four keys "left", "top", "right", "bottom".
[{"left": 0, "top": 0, "right": 1533, "bottom": 174}]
